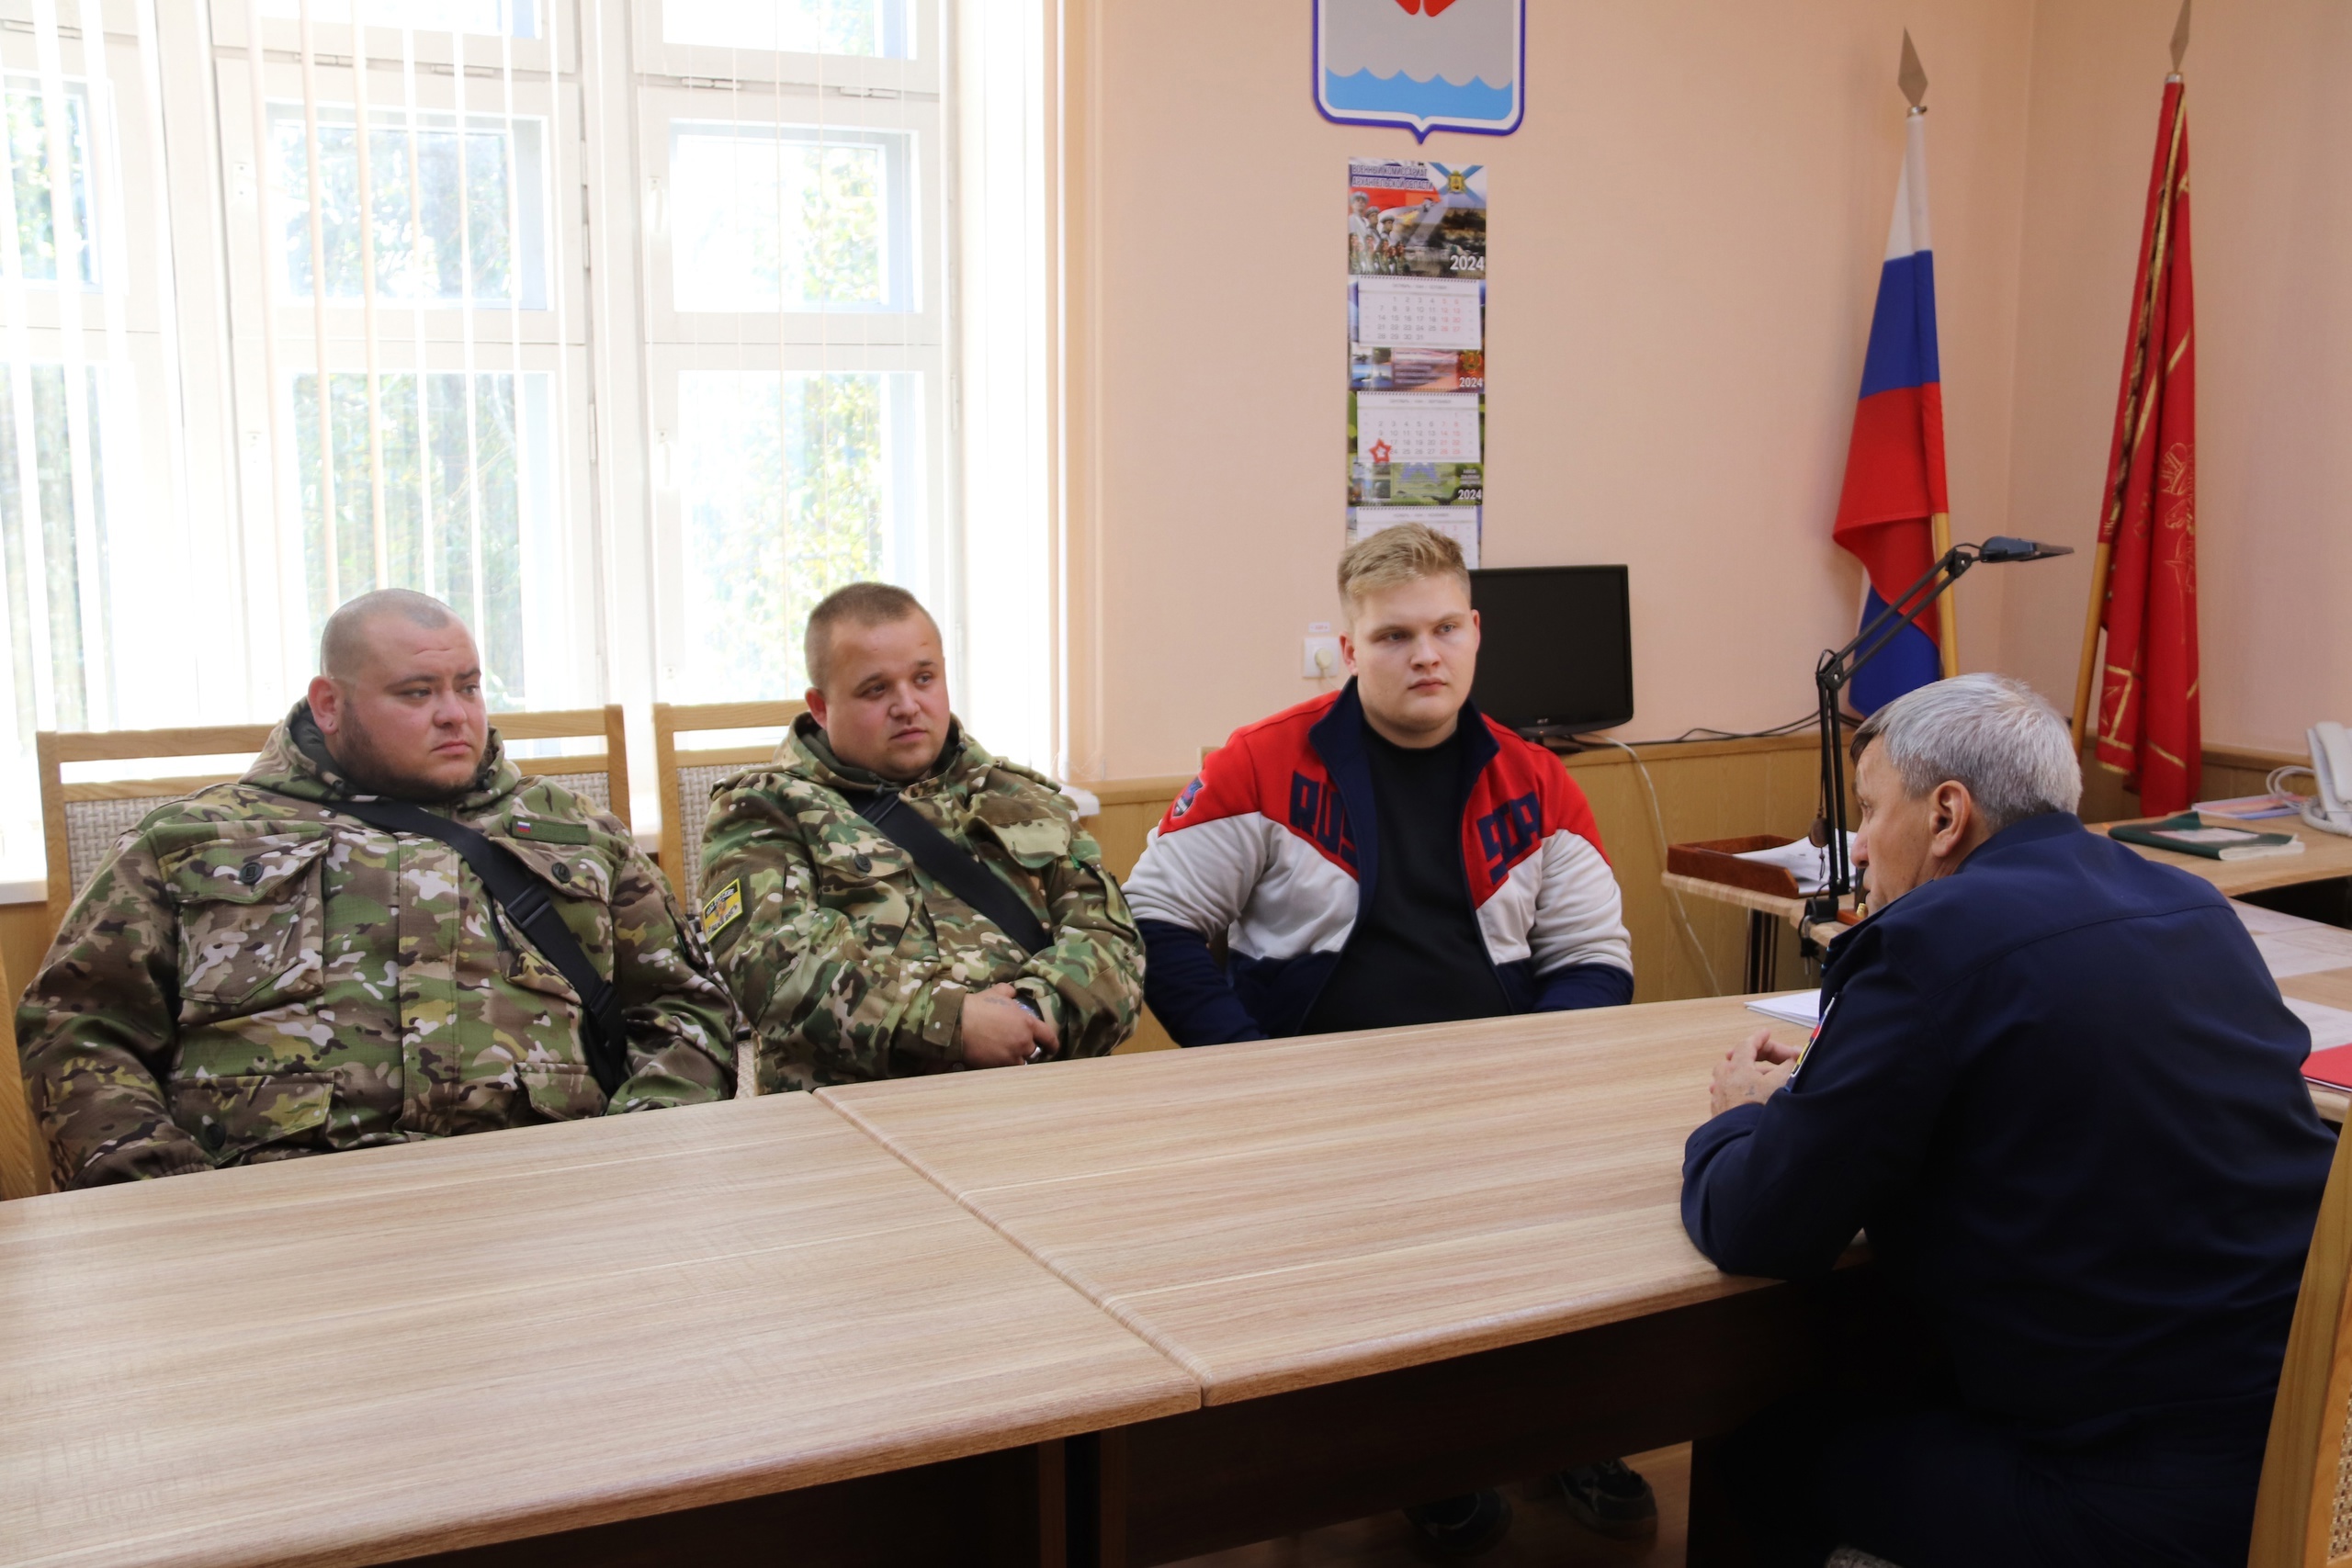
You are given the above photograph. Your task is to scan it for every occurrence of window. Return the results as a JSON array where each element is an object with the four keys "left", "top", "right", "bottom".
[
  {"left": 292, "top": 368, "right": 549, "bottom": 706},
  {"left": 0, "top": 365, "right": 111, "bottom": 731},
  {"left": 637, "top": 0, "right": 948, "bottom": 705},
  {"left": 668, "top": 121, "right": 910, "bottom": 314},
  {"left": 673, "top": 367, "right": 921, "bottom": 701},
  {"left": 4, "top": 77, "right": 96, "bottom": 290},
  {"left": 0, "top": 0, "right": 1053, "bottom": 886},
  {"left": 256, "top": 1, "right": 541, "bottom": 39},
  {"left": 268, "top": 106, "right": 549, "bottom": 310},
  {"left": 659, "top": 0, "right": 913, "bottom": 60}
]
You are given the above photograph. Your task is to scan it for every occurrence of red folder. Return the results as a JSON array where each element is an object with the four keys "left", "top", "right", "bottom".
[{"left": 2304, "top": 1043, "right": 2352, "bottom": 1092}]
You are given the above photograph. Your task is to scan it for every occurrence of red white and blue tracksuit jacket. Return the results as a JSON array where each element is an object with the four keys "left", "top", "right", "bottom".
[{"left": 1125, "top": 682, "right": 1634, "bottom": 1044}]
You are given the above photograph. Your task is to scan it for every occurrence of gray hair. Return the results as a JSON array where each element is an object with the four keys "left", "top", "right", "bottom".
[
  {"left": 1850, "top": 673, "right": 2082, "bottom": 831},
  {"left": 319, "top": 588, "right": 462, "bottom": 679}
]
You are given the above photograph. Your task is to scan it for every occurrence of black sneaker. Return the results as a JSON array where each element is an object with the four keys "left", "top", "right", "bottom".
[
  {"left": 1555, "top": 1458, "right": 1657, "bottom": 1538},
  {"left": 1401, "top": 1489, "right": 1514, "bottom": 1556}
]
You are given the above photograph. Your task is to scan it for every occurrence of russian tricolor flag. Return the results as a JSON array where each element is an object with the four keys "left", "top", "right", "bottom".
[{"left": 1833, "top": 112, "right": 1951, "bottom": 716}]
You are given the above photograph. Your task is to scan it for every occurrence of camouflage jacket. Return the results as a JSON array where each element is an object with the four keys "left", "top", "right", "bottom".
[
  {"left": 18, "top": 705, "right": 743, "bottom": 1189},
  {"left": 698, "top": 716, "right": 1144, "bottom": 1092}
]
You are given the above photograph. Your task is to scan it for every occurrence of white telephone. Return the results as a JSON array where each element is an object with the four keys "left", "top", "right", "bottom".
[{"left": 2305, "top": 722, "right": 2352, "bottom": 836}]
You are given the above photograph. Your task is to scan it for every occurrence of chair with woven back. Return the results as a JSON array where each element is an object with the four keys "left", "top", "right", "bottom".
[
  {"left": 37, "top": 707, "right": 633, "bottom": 941},
  {"left": 651, "top": 699, "right": 808, "bottom": 904},
  {"left": 2251, "top": 1117, "right": 2352, "bottom": 1566}
]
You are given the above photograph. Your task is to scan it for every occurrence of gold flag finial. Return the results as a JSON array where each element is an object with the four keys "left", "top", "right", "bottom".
[
  {"left": 1898, "top": 29, "right": 1929, "bottom": 109},
  {"left": 2169, "top": 0, "right": 2191, "bottom": 73}
]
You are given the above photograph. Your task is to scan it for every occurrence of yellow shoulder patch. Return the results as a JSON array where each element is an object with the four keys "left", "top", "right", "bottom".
[{"left": 699, "top": 877, "right": 744, "bottom": 941}]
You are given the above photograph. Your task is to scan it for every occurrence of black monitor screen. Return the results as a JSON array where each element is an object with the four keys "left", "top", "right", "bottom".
[{"left": 1466, "top": 565, "right": 1634, "bottom": 736}]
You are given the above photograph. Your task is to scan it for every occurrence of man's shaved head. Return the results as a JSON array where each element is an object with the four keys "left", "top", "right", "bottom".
[
  {"left": 307, "top": 590, "right": 487, "bottom": 801},
  {"left": 320, "top": 588, "right": 461, "bottom": 681}
]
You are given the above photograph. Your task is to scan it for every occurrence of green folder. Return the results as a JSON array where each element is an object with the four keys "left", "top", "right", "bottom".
[{"left": 2109, "top": 812, "right": 2307, "bottom": 862}]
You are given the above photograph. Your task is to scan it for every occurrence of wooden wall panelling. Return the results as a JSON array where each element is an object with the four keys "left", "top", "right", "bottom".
[
  {"left": 2078, "top": 742, "right": 2303, "bottom": 824},
  {"left": 1558, "top": 738, "right": 1822, "bottom": 1003}
]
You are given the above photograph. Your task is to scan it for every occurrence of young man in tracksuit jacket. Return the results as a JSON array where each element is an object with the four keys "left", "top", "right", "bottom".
[{"left": 1122, "top": 523, "right": 1645, "bottom": 1554}]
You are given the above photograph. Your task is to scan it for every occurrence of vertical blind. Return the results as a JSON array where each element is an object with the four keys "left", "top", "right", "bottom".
[{"left": 0, "top": 0, "right": 1053, "bottom": 881}]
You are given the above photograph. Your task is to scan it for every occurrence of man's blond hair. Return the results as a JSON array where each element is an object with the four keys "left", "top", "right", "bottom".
[{"left": 1336, "top": 523, "right": 1471, "bottom": 624}]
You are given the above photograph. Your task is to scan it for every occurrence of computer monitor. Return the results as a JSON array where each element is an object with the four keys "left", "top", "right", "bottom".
[{"left": 1466, "top": 565, "right": 1634, "bottom": 741}]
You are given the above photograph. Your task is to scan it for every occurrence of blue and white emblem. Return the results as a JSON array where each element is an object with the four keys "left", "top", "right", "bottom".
[{"left": 1315, "top": 0, "right": 1525, "bottom": 142}]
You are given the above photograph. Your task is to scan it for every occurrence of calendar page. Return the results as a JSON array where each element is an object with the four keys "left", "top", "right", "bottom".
[
  {"left": 1354, "top": 391, "right": 1483, "bottom": 466},
  {"left": 1349, "top": 507, "right": 1482, "bottom": 569},
  {"left": 1354, "top": 278, "right": 1485, "bottom": 351}
]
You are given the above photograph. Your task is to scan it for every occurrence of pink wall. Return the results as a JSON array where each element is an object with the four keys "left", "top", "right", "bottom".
[
  {"left": 1998, "top": 0, "right": 2352, "bottom": 756},
  {"left": 1068, "top": 0, "right": 2041, "bottom": 780}
]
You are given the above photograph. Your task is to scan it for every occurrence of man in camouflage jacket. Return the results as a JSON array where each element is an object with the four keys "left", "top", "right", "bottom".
[
  {"left": 699, "top": 583, "right": 1143, "bottom": 1092},
  {"left": 19, "top": 591, "right": 741, "bottom": 1189}
]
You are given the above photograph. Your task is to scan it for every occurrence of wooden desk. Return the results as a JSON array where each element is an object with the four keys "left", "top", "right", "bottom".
[
  {"left": 1657, "top": 873, "right": 1853, "bottom": 989},
  {"left": 2096, "top": 814, "right": 2352, "bottom": 897},
  {"left": 0, "top": 1094, "right": 1195, "bottom": 1568},
  {"left": 822, "top": 998, "right": 1878, "bottom": 1565}
]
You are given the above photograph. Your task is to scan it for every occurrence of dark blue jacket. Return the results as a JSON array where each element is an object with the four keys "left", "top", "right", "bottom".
[{"left": 1683, "top": 811, "right": 2335, "bottom": 1437}]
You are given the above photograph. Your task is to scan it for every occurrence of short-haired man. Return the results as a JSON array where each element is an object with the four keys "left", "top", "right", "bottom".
[
  {"left": 1123, "top": 523, "right": 1644, "bottom": 1553},
  {"left": 21, "top": 590, "right": 742, "bottom": 1189},
  {"left": 1683, "top": 674, "right": 2335, "bottom": 1568},
  {"left": 698, "top": 583, "right": 1144, "bottom": 1091}
]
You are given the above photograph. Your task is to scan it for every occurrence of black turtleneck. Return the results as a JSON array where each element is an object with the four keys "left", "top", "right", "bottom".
[{"left": 1301, "top": 721, "right": 1510, "bottom": 1035}]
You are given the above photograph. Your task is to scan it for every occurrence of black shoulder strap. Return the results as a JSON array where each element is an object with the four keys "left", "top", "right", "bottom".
[
  {"left": 322, "top": 796, "right": 630, "bottom": 1097},
  {"left": 837, "top": 787, "right": 1051, "bottom": 956}
]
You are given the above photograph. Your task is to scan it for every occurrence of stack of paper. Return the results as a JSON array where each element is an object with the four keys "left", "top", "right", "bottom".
[
  {"left": 2289, "top": 998, "right": 2352, "bottom": 1054},
  {"left": 2196, "top": 793, "right": 2303, "bottom": 821},
  {"left": 1730, "top": 835, "right": 1854, "bottom": 897},
  {"left": 1745, "top": 990, "right": 1823, "bottom": 1029},
  {"left": 2232, "top": 901, "right": 2352, "bottom": 980}
]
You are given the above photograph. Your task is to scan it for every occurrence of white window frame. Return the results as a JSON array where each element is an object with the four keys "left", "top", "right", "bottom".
[{"left": 0, "top": 0, "right": 1065, "bottom": 884}]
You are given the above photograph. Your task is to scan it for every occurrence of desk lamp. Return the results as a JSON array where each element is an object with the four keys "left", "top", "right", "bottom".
[{"left": 1808, "top": 536, "right": 2074, "bottom": 928}]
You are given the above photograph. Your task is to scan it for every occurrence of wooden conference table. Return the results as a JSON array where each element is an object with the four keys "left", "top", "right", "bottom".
[
  {"left": 0, "top": 1094, "right": 1196, "bottom": 1568},
  {"left": 0, "top": 996, "right": 1853, "bottom": 1568},
  {"left": 825, "top": 997, "right": 1877, "bottom": 1567}
]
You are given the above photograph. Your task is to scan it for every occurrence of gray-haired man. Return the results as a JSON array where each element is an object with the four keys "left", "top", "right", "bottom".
[{"left": 1682, "top": 674, "right": 2333, "bottom": 1568}]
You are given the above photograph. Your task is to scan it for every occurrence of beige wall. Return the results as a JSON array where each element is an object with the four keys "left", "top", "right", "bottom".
[
  {"left": 1998, "top": 0, "right": 2352, "bottom": 755},
  {"left": 1066, "top": 1, "right": 2350, "bottom": 782},
  {"left": 1065, "top": 0, "right": 2040, "bottom": 780}
]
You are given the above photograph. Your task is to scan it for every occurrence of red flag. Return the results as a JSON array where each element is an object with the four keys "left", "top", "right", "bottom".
[{"left": 2089, "top": 80, "right": 2198, "bottom": 813}]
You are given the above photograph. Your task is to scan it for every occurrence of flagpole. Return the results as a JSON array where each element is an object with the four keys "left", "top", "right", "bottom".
[
  {"left": 2070, "top": 542, "right": 2111, "bottom": 742},
  {"left": 1895, "top": 41, "right": 1958, "bottom": 682}
]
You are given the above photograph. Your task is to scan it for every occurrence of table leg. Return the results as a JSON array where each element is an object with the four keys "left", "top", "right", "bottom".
[
  {"left": 1745, "top": 910, "right": 1771, "bottom": 993},
  {"left": 1068, "top": 1427, "right": 1130, "bottom": 1568}
]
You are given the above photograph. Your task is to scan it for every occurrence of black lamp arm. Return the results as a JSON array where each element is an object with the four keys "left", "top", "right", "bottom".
[
  {"left": 1802, "top": 536, "right": 2071, "bottom": 931},
  {"left": 1809, "top": 543, "right": 1984, "bottom": 919}
]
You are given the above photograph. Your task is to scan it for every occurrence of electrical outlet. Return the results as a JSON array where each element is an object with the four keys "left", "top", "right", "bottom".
[{"left": 1302, "top": 636, "right": 1341, "bottom": 679}]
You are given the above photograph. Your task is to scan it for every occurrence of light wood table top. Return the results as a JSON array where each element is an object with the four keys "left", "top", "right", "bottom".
[
  {"left": 0, "top": 1094, "right": 1195, "bottom": 1568},
  {"left": 2096, "top": 813, "right": 2352, "bottom": 895},
  {"left": 822, "top": 997, "right": 1804, "bottom": 1408},
  {"left": 1659, "top": 872, "right": 1857, "bottom": 929}
]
